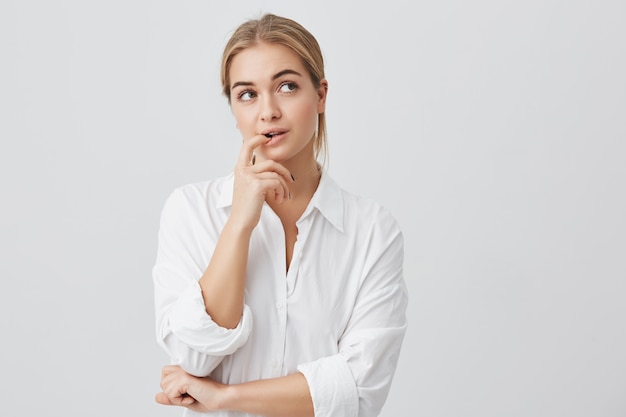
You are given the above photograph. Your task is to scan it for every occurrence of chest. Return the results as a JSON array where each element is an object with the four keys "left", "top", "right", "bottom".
[
  {"left": 284, "top": 223, "right": 298, "bottom": 271},
  {"left": 245, "top": 213, "right": 362, "bottom": 336}
]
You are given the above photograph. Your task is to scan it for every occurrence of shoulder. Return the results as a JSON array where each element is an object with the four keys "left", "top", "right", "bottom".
[
  {"left": 159, "top": 174, "right": 233, "bottom": 219},
  {"left": 334, "top": 184, "right": 405, "bottom": 286},
  {"left": 336, "top": 183, "right": 403, "bottom": 240}
]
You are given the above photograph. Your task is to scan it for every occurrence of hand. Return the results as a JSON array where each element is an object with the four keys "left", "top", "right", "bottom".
[
  {"left": 230, "top": 134, "right": 295, "bottom": 230},
  {"left": 155, "top": 365, "right": 225, "bottom": 413}
]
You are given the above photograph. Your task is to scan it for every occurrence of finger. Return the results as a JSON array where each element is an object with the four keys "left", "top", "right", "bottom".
[
  {"left": 162, "top": 384, "right": 186, "bottom": 405},
  {"left": 156, "top": 390, "right": 193, "bottom": 407},
  {"left": 180, "top": 395, "right": 196, "bottom": 406},
  {"left": 253, "top": 173, "right": 290, "bottom": 203},
  {"left": 161, "top": 392, "right": 194, "bottom": 407},
  {"left": 160, "top": 373, "right": 174, "bottom": 390},
  {"left": 155, "top": 392, "right": 174, "bottom": 406},
  {"left": 161, "top": 365, "right": 180, "bottom": 377},
  {"left": 250, "top": 160, "right": 295, "bottom": 185},
  {"left": 272, "top": 178, "right": 288, "bottom": 204},
  {"left": 265, "top": 181, "right": 284, "bottom": 204},
  {"left": 160, "top": 371, "right": 183, "bottom": 392},
  {"left": 160, "top": 367, "right": 180, "bottom": 386},
  {"left": 237, "top": 134, "right": 271, "bottom": 167}
]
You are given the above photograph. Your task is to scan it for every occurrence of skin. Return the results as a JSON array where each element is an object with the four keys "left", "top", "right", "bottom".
[{"left": 155, "top": 41, "right": 328, "bottom": 416}]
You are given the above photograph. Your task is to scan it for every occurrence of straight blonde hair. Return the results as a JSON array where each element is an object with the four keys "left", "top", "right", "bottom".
[{"left": 221, "top": 13, "right": 328, "bottom": 164}]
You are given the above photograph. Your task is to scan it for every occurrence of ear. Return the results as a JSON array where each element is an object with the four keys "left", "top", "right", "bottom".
[{"left": 317, "top": 79, "right": 328, "bottom": 114}]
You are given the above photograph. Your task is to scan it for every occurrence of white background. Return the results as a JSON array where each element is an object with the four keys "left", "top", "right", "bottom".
[{"left": 1, "top": 1, "right": 625, "bottom": 416}]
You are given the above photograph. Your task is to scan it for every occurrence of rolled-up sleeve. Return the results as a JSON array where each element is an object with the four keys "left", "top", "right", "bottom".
[
  {"left": 297, "top": 354, "right": 359, "bottom": 417},
  {"left": 153, "top": 187, "right": 252, "bottom": 377},
  {"left": 299, "top": 209, "right": 408, "bottom": 417}
]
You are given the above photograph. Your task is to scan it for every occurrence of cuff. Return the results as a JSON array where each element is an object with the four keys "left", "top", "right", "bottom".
[
  {"left": 297, "top": 354, "right": 359, "bottom": 417},
  {"left": 169, "top": 280, "right": 252, "bottom": 355}
]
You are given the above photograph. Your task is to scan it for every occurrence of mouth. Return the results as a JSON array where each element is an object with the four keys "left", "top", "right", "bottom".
[{"left": 261, "top": 129, "right": 287, "bottom": 138}]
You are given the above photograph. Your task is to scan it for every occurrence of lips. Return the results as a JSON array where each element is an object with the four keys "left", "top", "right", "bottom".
[{"left": 261, "top": 129, "right": 287, "bottom": 138}]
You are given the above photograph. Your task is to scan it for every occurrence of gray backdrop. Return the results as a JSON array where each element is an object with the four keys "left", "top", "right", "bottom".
[{"left": 1, "top": 1, "right": 625, "bottom": 416}]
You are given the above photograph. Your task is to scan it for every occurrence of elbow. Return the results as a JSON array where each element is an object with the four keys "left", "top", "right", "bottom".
[
  {"left": 162, "top": 333, "right": 223, "bottom": 377},
  {"left": 179, "top": 354, "right": 221, "bottom": 377}
]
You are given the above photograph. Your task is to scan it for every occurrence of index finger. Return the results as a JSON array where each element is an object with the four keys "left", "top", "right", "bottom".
[
  {"left": 162, "top": 365, "right": 181, "bottom": 377},
  {"left": 237, "top": 134, "right": 271, "bottom": 167}
]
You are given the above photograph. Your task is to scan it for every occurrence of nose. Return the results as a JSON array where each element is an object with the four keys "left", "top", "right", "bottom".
[{"left": 259, "top": 95, "right": 281, "bottom": 121}]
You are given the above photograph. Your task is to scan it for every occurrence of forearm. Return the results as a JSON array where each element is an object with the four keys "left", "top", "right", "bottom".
[
  {"left": 221, "top": 373, "right": 314, "bottom": 417},
  {"left": 199, "top": 220, "right": 252, "bottom": 329}
]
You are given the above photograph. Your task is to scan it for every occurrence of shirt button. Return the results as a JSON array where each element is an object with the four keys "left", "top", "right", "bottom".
[
  {"left": 271, "top": 360, "right": 278, "bottom": 368},
  {"left": 276, "top": 302, "right": 283, "bottom": 309}
]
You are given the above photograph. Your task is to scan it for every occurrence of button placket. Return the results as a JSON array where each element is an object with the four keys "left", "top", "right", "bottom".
[
  {"left": 272, "top": 275, "right": 288, "bottom": 376},
  {"left": 286, "top": 218, "right": 310, "bottom": 296}
]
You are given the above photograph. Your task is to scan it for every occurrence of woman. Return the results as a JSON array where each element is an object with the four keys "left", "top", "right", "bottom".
[{"left": 153, "top": 13, "right": 408, "bottom": 417}]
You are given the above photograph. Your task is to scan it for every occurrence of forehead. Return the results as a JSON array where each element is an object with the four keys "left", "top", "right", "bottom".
[{"left": 229, "top": 42, "right": 307, "bottom": 83}]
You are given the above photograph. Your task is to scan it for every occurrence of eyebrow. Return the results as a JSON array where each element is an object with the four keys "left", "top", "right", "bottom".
[{"left": 231, "top": 69, "right": 303, "bottom": 90}]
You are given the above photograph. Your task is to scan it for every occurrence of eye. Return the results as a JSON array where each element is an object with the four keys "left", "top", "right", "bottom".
[
  {"left": 278, "top": 82, "right": 298, "bottom": 94},
  {"left": 237, "top": 90, "right": 256, "bottom": 102}
]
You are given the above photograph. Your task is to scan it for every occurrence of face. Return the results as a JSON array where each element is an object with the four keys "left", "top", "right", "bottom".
[{"left": 229, "top": 42, "right": 327, "bottom": 164}]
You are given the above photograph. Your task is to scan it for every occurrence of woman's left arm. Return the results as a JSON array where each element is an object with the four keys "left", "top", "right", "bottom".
[
  {"left": 297, "top": 208, "right": 409, "bottom": 417},
  {"left": 157, "top": 365, "right": 314, "bottom": 417}
]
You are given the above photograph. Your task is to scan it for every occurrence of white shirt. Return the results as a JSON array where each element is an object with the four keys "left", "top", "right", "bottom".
[{"left": 153, "top": 169, "right": 408, "bottom": 417}]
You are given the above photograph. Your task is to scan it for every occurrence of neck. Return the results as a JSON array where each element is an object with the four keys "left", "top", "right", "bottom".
[
  {"left": 266, "top": 158, "right": 321, "bottom": 216},
  {"left": 286, "top": 159, "right": 321, "bottom": 201}
]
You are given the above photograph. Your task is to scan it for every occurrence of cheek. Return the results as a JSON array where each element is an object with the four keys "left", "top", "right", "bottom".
[
  {"left": 293, "top": 99, "right": 319, "bottom": 125},
  {"left": 232, "top": 108, "right": 256, "bottom": 134}
]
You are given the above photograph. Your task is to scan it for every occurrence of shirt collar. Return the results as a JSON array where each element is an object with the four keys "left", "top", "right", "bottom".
[
  {"left": 215, "top": 168, "right": 344, "bottom": 232},
  {"left": 304, "top": 167, "right": 344, "bottom": 232},
  {"left": 216, "top": 173, "right": 235, "bottom": 208}
]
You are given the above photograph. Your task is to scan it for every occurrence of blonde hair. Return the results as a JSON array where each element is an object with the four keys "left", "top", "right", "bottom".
[{"left": 220, "top": 13, "right": 328, "bottom": 163}]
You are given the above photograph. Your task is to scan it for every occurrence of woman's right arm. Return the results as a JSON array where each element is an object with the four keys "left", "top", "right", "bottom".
[
  {"left": 153, "top": 185, "right": 254, "bottom": 377},
  {"left": 153, "top": 134, "right": 293, "bottom": 376},
  {"left": 198, "top": 133, "right": 293, "bottom": 328}
]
